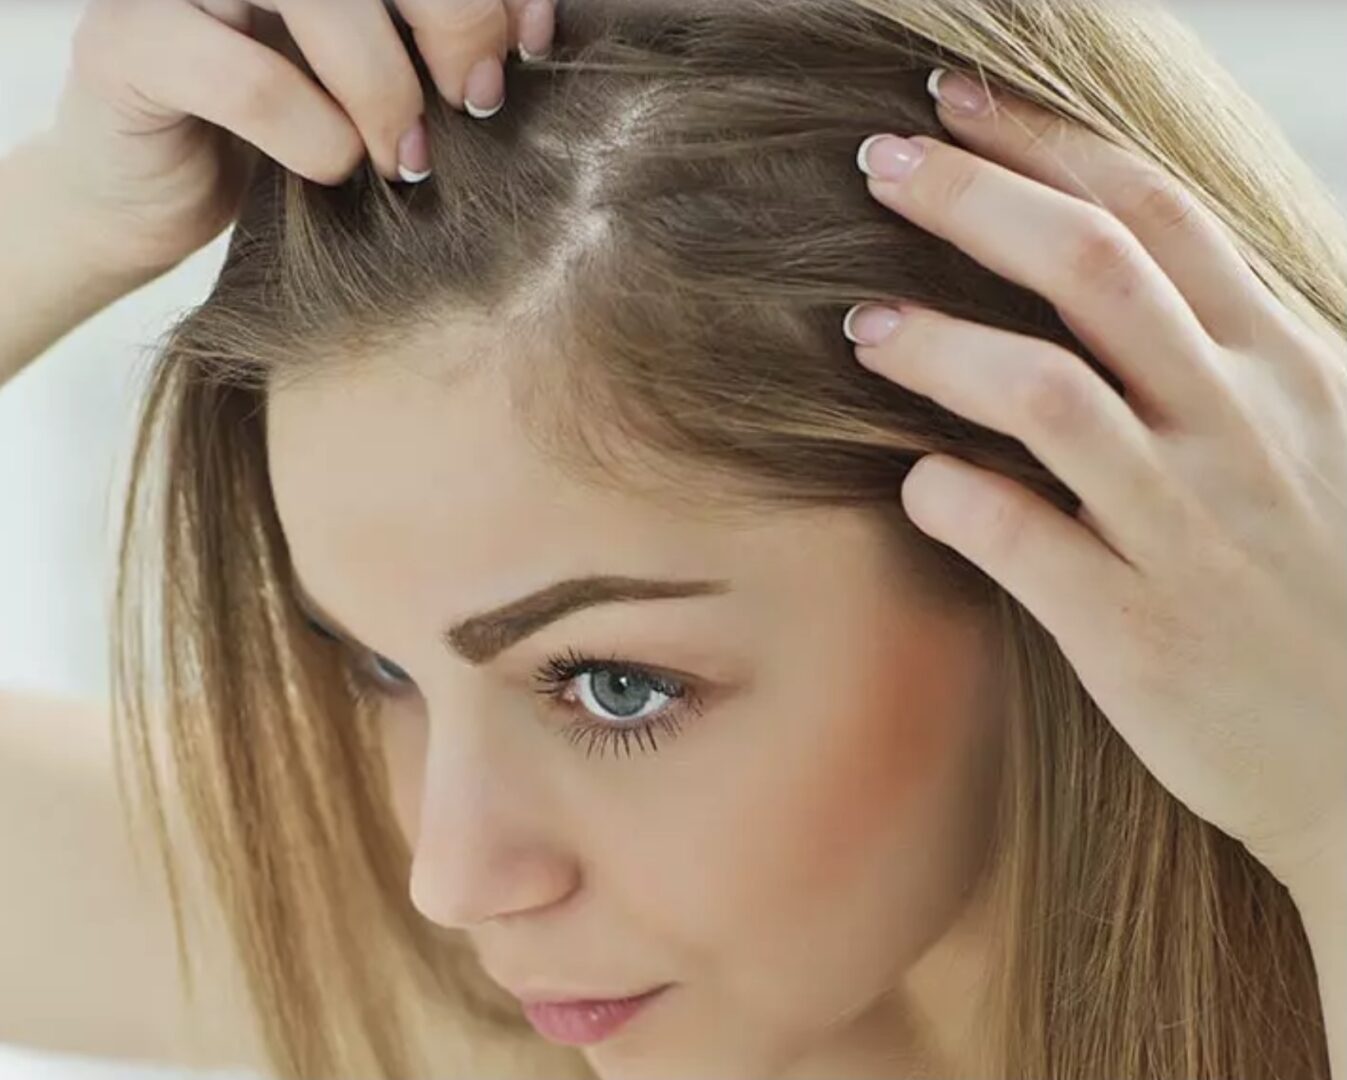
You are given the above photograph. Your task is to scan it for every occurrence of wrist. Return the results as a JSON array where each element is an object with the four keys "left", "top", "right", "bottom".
[
  {"left": 0, "top": 133, "right": 162, "bottom": 388},
  {"left": 24, "top": 127, "right": 182, "bottom": 289}
]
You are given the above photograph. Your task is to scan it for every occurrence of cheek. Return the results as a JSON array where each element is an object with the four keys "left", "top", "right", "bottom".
[
  {"left": 647, "top": 624, "right": 996, "bottom": 1035},
  {"left": 703, "top": 622, "right": 994, "bottom": 942},
  {"left": 769, "top": 655, "right": 959, "bottom": 897}
]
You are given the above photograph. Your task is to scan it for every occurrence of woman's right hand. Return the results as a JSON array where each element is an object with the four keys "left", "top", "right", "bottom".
[{"left": 41, "top": 0, "right": 555, "bottom": 280}]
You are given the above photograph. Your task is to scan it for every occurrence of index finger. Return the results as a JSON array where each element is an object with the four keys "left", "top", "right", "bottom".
[
  {"left": 271, "top": 0, "right": 426, "bottom": 181},
  {"left": 139, "top": 2, "right": 365, "bottom": 186},
  {"left": 395, "top": 0, "right": 555, "bottom": 117},
  {"left": 926, "top": 68, "right": 1280, "bottom": 348}
]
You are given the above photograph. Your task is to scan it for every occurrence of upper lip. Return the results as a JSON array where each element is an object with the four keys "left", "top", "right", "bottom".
[{"left": 504, "top": 982, "right": 669, "bottom": 1006}]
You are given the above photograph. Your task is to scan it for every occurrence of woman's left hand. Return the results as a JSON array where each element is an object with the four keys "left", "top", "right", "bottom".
[{"left": 844, "top": 69, "right": 1347, "bottom": 901}]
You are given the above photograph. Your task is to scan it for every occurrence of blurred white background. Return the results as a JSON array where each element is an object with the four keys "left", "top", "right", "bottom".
[{"left": 0, "top": 1, "right": 1344, "bottom": 1077}]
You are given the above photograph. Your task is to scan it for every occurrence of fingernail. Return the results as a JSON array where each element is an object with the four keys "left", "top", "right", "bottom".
[
  {"left": 518, "top": 0, "right": 554, "bottom": 60},
  {"left": 843, "top": 304, "right": 903, "bottom": 346},
  {"left": 927, "top": 67, "right": 991, "bottom": 117},
  {"left": 856, "top": 134, "right": 925, "bottom": 182},
  {"left": 397, "top": 116, "right": 431, "bottom": 183},
  {"left": 465, "top": 56, "right": 506, "bottom": 119}
]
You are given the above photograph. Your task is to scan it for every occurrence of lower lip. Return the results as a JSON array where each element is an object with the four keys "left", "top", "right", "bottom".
[{"left": 521, "top": 985, "right": 670, "bottom": 1045}]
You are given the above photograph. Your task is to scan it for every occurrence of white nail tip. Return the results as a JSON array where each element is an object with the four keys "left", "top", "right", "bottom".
[
  {"left": 927, "top": 67, "right": 947, "bottom": 102},
  {"left": 397, "top": 165, "right": 432, "bottom": 183},
  {"left": 855, "top": 133, "right": 886, "bottom": 179},
  {"left": 842, "top": 304, "right": 865, "bottom": 345},
  {"left": 519, "top": 43, "right": 550, "bottom": 62},
  {"left": 466, "top": 97, "right": 505, "bottom": 120}
]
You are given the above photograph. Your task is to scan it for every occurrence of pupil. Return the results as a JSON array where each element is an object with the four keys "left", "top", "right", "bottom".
[{"left": 593, "top": 670, "right": 651, "bottom": 718}]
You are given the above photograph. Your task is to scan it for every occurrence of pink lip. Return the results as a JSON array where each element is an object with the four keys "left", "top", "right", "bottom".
[{"left": 520, "top": 985, "right": 671, "bottom": 1045}]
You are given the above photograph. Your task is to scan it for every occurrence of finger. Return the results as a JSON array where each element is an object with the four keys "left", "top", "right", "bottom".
[
  {"left": 927, "top": 69, "right": 1287, "bottom": 351},
  {"left": 901, "top": 453, "right": 1137, "bottom": 654},
  {"left": 272, "top": 0, "right": 425, "bottom": 180},
  {"left": 505, "top": 0, "right": 556, "bottom": 60},
  {"left": 138, "top": 0, "right": 364, "bottom": 185},
  {"left": 845, "top": 303, "right": 1183, "bottom": 568},
  {"left": 857, "top": 133, "right": 1243, "bottom": 433},
  {"left": 396, "top": 0, "right": 509, "bottom": 115},
  {"left": 194, "top": 0, "right": 252, "bottom": 32}
]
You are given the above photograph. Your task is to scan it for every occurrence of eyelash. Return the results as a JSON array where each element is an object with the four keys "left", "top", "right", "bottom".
[
  {"left": 306, "top": 617, "right": 703, "bottom": 760},
  {"left": 532, "top": 646, "right": 705, "bottom": 760}
]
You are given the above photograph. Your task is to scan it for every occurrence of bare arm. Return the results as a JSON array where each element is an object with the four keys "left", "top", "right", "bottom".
[
  {"left": 0, "top": 688, "right": 273, "bottom": 1074},
  {"left": 0, "top": 133, "right": 167, "bottom": 394}
]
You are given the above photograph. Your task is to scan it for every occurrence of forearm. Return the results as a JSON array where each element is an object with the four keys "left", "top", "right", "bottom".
[
  {"left": 0, "top": 132, "right": 160, "bottom": 393},
  {"left": 1295, "top": 871, "right": 1347, "bottom": 1080}
]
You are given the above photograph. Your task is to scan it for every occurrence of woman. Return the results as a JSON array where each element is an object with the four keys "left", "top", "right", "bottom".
[{"left": 0, "top": 0, "right": 1342, "bottom": 1078}]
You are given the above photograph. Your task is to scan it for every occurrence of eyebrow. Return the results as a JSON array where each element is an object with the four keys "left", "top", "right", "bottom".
[{"left": 294, "top": 574, "right": 733, "bottom": 665}]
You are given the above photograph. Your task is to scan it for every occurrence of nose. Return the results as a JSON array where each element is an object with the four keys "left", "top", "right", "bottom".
[{"left": 405, "top": 707, "right": 579, "bottom": 930}]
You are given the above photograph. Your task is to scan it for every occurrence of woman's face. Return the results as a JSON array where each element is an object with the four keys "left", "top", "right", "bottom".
[{"left": 266, "top": 331, "right": 1005, "bottom": 1080}]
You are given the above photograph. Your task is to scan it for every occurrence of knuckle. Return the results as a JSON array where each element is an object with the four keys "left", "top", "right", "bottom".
[
  {"left": 979, "top": 491, "right": 1033, "bottom": 560},
  {"left": 1120, "top": 169, "right": 1200, "bottom": 235},
  {"left": 348, "top": 84, "right": 424, "bottom": 144},
  {"left": 224, "top": 58, "right": 287, "bottom": 122},
  {"left": 1022, "top": 112, "right": 1074, "bottom": 158},
  {"left": 1015, "top": 358, "right": 1095, "bottom": 434},
  {"left": 1066, "top": 212, "right": 1141, "bottom": 291},
  {"left": 932, "top": 156, "right": 981, "bottom": 217}
]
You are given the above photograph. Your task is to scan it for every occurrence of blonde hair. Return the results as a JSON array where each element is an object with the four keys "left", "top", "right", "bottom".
[{"left": 111, "top": 1, "right": 1346, "bottom": 1077}]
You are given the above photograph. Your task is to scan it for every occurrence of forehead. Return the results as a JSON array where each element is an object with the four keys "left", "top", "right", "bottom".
[
  {"left": 264, "top": 318, "right": 738, "bottom": 541},
  {"left": 269, "top": 339, "right": 738, "bottom": 607},
  {"left": 262, "top": 324, "right": 921, "bottom": 640}
]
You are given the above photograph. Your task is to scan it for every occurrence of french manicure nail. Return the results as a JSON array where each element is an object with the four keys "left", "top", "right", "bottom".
[
  {"left": 927, "top": 67, "right": 991, "bottom": 117},
  {"left": 843, "top": 304, "right": 903, "bottom": 347},
  {"left": 519, "top": 0, "right": 554, "bottom": 61},
  {"left": 397, "top": 116, "right": 431, "bottom": 183},
  {"left": 465, "top": 56, "right": 506, "bottom": 119},
  {"left": 856, "top": 134, "right": 925, "bottom": 182}
]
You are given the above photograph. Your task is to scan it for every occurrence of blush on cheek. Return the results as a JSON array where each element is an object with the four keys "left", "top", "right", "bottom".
[
  {"left": 764, "top": 621, "right": 988, "bottom": 898},
  {"left": 789, "top": 688, "right": 954, "bottom": 891}
]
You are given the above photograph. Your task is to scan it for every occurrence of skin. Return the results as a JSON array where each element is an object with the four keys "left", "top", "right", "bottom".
[
  {"left": 869, "top": 76, "right": 1347, "bottom": 901},
  {"left": 47, "top": 0, "right": 555, "bottom": 281},
  {"left": 21, "top": 0, "right": 1341, "bottom": 1063},
  {"left": 260, "top": 46, "right": 1347, "bottom": 1080},
  {"left": 266, "top": 324, "right": 1006, "bottom": 1080}
]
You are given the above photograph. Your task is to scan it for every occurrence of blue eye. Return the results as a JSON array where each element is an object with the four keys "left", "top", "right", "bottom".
[
  {"left": 365, "top": 651, "right": 413, "bottom": 690},
  {"left": 303, "top": 612, "right": 418, "bottom": 698},
  {"left": 374, "top": 654, "right": 409, "bottom": 680},
  {"left": 307, "top": 610, "right": 706, "bottom": 760},
  {"left": 533, "top": 647, "right": 706, "bottom": 760}
]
